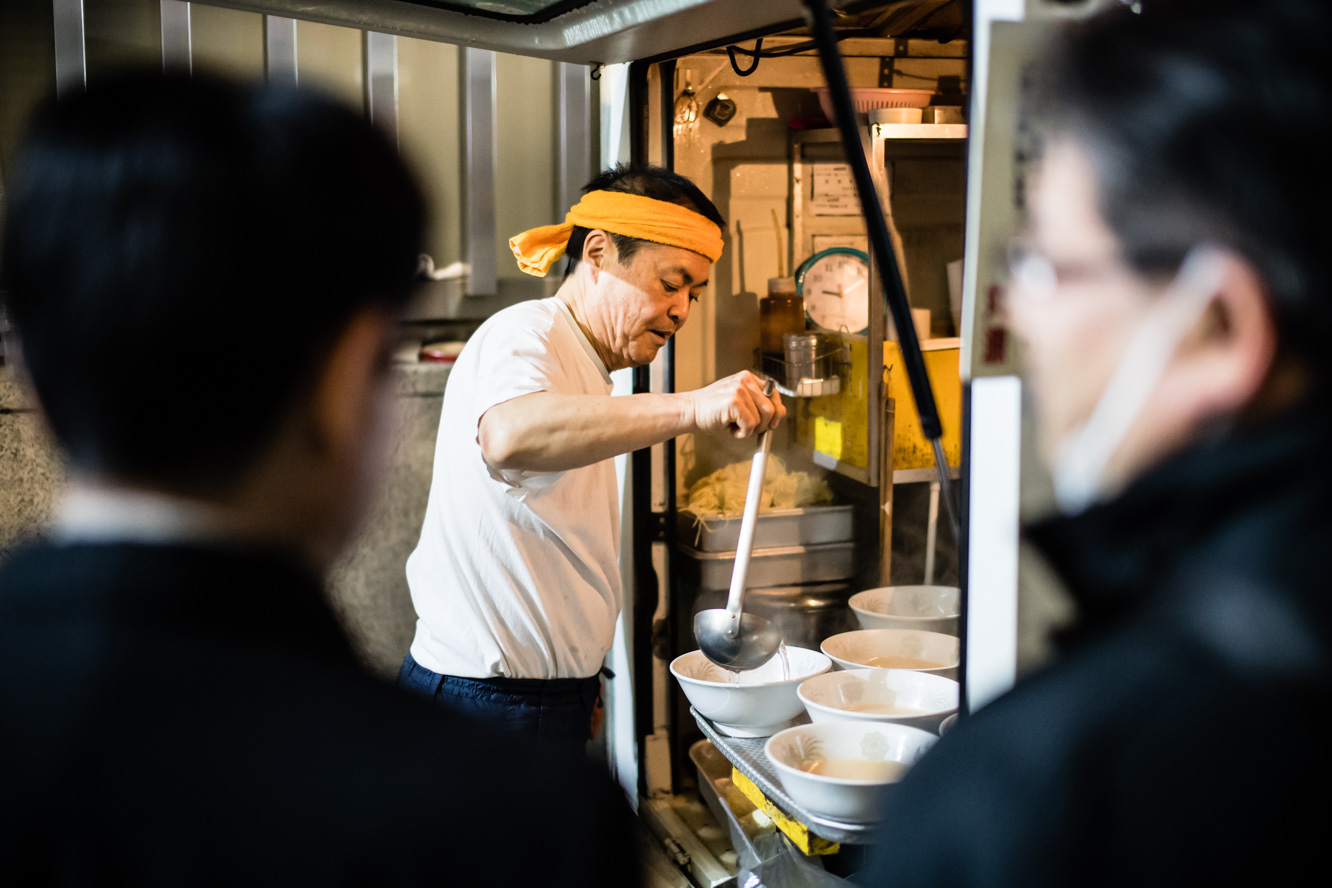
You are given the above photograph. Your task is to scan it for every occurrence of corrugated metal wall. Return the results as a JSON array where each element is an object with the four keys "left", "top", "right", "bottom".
[{"left": 0, "top": 0, "right": 601, "bottom": 674}]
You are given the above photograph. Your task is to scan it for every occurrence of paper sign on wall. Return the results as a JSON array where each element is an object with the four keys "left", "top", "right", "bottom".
[{"left": 810, "top": 163, "right": 861, "bottom": 216}]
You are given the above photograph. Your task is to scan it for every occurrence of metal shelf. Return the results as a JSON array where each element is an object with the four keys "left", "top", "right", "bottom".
[
  {"left": 777, "top": 376, "right": 842, "bottom": 399},
  {"left": 692, "top": 708, "right": 880, "bottom": 846},
  {"left": 893, "top": 465, "right": 960, "bottom": 485},
  {"left": 870, "top": 123, "right": 968, "bottom": 141}
]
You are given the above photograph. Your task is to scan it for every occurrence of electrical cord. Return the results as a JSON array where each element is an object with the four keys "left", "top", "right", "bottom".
[{"left": 725, "top": 29, "right": 879, "bottom": 77}]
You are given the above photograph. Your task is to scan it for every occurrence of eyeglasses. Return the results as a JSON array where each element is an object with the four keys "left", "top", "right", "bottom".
[{"left": 1004, "top": 238, "right": 1133, "bottom": 303}]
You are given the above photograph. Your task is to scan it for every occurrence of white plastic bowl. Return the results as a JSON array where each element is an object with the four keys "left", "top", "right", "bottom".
[
  {"left": 849, "top": 585, "right": 961, "bottom": 636},
  {"left": 671, "top": 647, "right": 832, "bottom": 738},
  {"left": 821, "top": 628, "right": 960, "bottom": 680},
  {"left": 798, "top": 668, "right": 958, "bottom": 732},
  {"left": 765, "top": 721, "right": 937, "bottom": 821}
]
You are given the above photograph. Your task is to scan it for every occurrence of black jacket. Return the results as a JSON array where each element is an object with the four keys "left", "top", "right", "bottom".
[
  {"left": 862, "top": 408, "right": 1332, "bottom": 886},
  {"left": 0, "top": 541, "right": 635, "bottom": 886}
]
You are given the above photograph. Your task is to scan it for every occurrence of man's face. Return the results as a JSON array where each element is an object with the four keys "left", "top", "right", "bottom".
[
  {"left": 592, "top": 241, "right": 710, "bottom": 370},
  {"left": 1007, "top": 138, "right": 1163, "bottom": 461}
]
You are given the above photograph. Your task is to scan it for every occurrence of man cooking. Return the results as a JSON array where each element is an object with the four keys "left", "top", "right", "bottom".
[{"left": 400, "top": 164, "right": 785, "bottom": 753}]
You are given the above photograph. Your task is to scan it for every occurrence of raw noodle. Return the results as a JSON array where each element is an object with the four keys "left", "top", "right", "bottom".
[{"left": 683, "top": 455, "right": 833, "bottom": 518}]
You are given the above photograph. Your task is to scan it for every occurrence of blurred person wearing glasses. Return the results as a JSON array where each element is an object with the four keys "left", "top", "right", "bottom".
[{"left": 864, "top": 1, "right": 1330, "bottom": 885}]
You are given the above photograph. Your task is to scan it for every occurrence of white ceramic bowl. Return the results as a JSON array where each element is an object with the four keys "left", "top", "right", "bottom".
[
  {"left": 939, "top": 713, "right": 958, "bottom": 736},
  {"left": 798, "top": 668, "right": 958, "bottom": 732},
  {"left": 872, "top": 107, "right": 924, "bottom": 125},
  {"left": 849, "top": 585, "right": 961, "bottom": 636},
  {"left": 765, "top": 721, "right": 937, "bottom": 821},
  {"left": 821, "top": 628, "right": 960, "bottom": 680},
  {"left": 671, "top": 647, "right": 832, "bottom": 738}
]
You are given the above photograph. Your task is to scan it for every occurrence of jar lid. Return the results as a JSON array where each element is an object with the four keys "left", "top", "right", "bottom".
[{"left": 767, "top": 276, "right": 797, "bottom": 295}]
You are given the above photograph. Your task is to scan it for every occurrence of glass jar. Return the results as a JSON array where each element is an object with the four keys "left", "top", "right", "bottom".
[{"left": 759, "top": 277, "right": 805, "bottom": 355}]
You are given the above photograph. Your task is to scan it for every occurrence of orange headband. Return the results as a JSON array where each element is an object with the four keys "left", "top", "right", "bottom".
[{"left": 508, "top": 190, "right": 724, "bottom": 277}]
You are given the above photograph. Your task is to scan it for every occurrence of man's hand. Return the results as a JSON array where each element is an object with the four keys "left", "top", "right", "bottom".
[{"left": 686, "top": 371, "right": 786, "bottom": 439}]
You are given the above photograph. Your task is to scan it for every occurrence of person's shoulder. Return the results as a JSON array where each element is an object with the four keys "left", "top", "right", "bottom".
[
  {"left": 475, "top": 299, "right": 560, "bottom": 339},
  {"left": 455, "top": 300, "right": 562, "bottom": 371}
]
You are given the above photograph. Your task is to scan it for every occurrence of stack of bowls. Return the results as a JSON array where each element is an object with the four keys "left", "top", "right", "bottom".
[
  {"left": 679, "top": 584, "right": 963, "bottom": 825},
  {"left": 758, "top": 585, "right": 963, "bottom": 823}
]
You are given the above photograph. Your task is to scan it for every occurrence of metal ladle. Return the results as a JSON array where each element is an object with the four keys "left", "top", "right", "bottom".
[{"left": 694, "top": 380, "right": 785, "bottom": 671}]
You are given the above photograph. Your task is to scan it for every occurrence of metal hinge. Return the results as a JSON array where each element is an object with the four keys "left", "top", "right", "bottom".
[
  {"left": 660, "top": 836, "right": 691, "bottom": 869},
  {"left": 648, "top": 511, "right": 670, "bottom": 541}
]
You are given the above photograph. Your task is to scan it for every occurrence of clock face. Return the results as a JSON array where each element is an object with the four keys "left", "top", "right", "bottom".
[{"left": 798, "top": 249, "right": 870, "bottom": 334}]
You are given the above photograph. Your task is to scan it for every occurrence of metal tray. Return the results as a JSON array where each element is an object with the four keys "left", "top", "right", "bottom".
[
  {"left": 676, "top": 542, "right": 855, "bottom": 590},
  {"left": 692, "top": 709, "right": 879, "bottom": 846},
  {"left": 676, "top": 505, "right": 854, "bottom": 552}
]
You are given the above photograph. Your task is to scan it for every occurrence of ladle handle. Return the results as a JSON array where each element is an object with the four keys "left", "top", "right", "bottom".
[{"left": 725, "top": 381, "right": 777, "bottom": 624}]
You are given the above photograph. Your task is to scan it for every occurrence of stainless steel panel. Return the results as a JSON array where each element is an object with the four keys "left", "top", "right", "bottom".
[
  {"left": 676, "top": 505, "right": 855, "bottom": 552},
  {"left": 690, "top": 739, "right": 766, "bottom": 844},
  {"left": 188, "top": 0, "right": 805, "bottom": 66},
  {"left": 677, "top": 543, "right": 856, "bottom": 590},
  {"left": 53, "top": 0, "right": 86, "bottom": 99},
  {"left": 160, "top": 0, "right": 192, "bottom": 73},
  {"left": 364, "top": 31, "right": 398, "bottom": 144},
  {"left": 264, "top": 15, "right": 297, "bottom": 86},
  {"left": 638, "top": 796, "right": 734, "bottom": 888},
  {"left": 460, "top": 46, "right": 497, "bottom": 297}
]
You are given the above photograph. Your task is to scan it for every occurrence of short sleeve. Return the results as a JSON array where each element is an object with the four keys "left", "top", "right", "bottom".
[{"left": 470, "top": 310, "right": 568, "bottom": 493}]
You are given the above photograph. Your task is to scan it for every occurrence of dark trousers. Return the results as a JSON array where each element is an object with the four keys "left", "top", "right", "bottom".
[{"left": 398, "top": 653, "right": 600, "bottom": 757}]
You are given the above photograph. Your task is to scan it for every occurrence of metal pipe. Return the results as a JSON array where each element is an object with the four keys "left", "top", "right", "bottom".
[
  {"left": 925, "top": 479, "right": 939, "bottom": 584},
  {"left": 264, "top": 16, "right": 297, "bottom": 87},
  {"left": 461, "top": 47, "right": 498, "bottom": 297},
  {"left": 932, "top": 437, "right": 961, "bottom": 540},
  {"left": 160, "top": 0, "right": 192, "bottom": 74},
  {"left": 52, "top": 0, "right": 86, "bottom": 99},
  {"left": 364, "top": 31, "right": 399, "bottom": 146}
]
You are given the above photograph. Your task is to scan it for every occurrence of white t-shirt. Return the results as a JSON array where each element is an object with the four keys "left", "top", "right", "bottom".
[{"left": 405, "top": 298, "right": 620, "bottom": 679}]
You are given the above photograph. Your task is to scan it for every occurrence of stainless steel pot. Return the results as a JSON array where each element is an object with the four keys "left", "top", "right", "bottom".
[{"left": 692, "top": 582, "right": 858, "bottom": 651}]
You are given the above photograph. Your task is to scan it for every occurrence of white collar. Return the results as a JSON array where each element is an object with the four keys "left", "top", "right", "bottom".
[
  {"left": 54, "top": 486, "right": 251, "bottom": 547},
  {"left": 552, "top": 297, "right": 613, "bottom": 385}
]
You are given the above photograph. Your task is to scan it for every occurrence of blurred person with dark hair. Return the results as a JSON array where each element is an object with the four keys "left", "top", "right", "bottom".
[
  {"left": 0, "top": 72, "right": 633, "bottom": 885},
  {"left": 864, "top": 0, "right": 1330, "bottom": 884},
  {"left": 399, "top": 165, "right": 785, "bottom": 752}
]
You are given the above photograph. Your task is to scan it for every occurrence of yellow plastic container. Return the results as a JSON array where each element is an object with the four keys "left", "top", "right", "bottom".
[
  {"left": 796, "top": 339, "right": 961, "bottom": 475},
  {"left": 884, "top": 339, "right": 962, "bottom": 471}
]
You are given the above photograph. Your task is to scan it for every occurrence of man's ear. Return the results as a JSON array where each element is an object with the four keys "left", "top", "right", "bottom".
[
  {"left": 309, "top": 307, "right": 395, "bottom": 467},
  {"left": 1175, "top": 253, "right": 1279, "bottom": 423},
  {"left": 582, "top": 230, "right": 611, "bottom": 281}
]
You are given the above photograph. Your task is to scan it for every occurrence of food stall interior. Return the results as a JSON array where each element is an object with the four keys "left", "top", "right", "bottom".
[
  {"left": 3, "top": 1, "right": 1053, "bottom": 885},
  {"left": 615, "top": 7, "right": 972, "bottom": 879}
]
